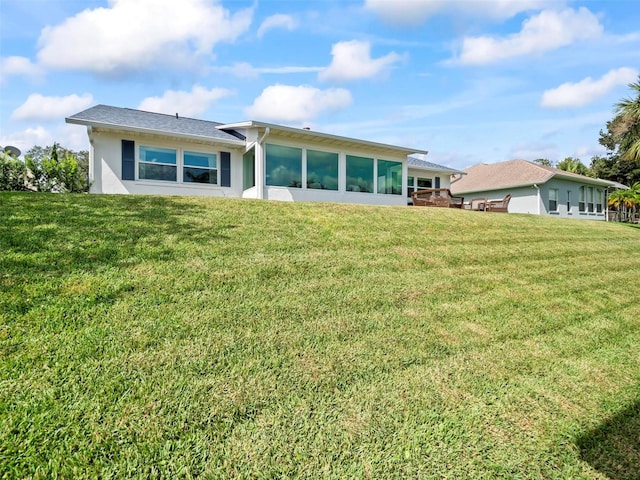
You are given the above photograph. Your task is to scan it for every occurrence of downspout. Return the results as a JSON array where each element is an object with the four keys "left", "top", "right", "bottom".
[
  {"left": 533, "top": 184, "right": 540, "bottom": 215},
  {"left": 256, "top": 127, "right": 270, "bottom": 200}
]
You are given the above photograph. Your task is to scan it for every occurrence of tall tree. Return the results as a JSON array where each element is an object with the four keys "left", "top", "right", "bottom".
[
  {"left": 593, "top": 77, "right": 640, "bottom": 186},
  {"left": 614, "top": 77, "right": 640, "bottom": 162}
]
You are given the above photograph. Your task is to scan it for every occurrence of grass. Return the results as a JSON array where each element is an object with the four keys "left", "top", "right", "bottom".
[{"left": 1, "top": 191, "right": 639, "bottom": 479}]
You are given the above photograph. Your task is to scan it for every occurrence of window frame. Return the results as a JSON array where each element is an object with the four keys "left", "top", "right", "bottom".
[
  {"left": 579, "top": 186, "right": 586, "bottom": 212},
  {"left": 138, "top": 145, "right": 177, "bottom": 182},
  {"left": 183, "top": 151, "right": 218, "bottom": 185},
  {"left": 548, "top": 188, "right": 559, "bottom": 212},
  {"left": 136, "top": 144, "right": 221, "bottom": 186}
]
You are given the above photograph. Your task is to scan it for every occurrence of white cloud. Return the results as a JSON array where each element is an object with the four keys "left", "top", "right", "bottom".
[
  {"left": 364, "top": 0, "right": 556, "bottom": 26},
  {"left": 257, "top": 14, "right": 297, "bottom": 38},
  {"left": 0, "top": 124, "right": 90, "bottom": 154},
  {"left": 245, "top": 84, "right": 353, "bottom": 123},
  {"left": 137, "top": 85, "right": 234, "bottom": 117},
  {"left": 456, "top": 7, "right": 603, "bottom": 65},
  {"left": 319, "top": 40, "right": 406, "bottom": 83},
  {"left": 0, "top": 56, "right": 44, "bottom": 84},
  {"left": 11, "top": 93, "right": 94, "bottom": 121},
  {"left": 213, "top": 62, "right": 323, "bottom": 78},
  {"left": 0, "top": 127, "right": 54, "bottom": 154},
  {"left": 36, "top": 0, "right": 253, "bottom": 75},
  {"left": 541, "top": 67, "right": 639, "bottom": 108}
]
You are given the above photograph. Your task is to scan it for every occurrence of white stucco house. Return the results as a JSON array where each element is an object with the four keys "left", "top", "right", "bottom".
[
  {"left": 66, "top": 105, "right": 462, "bottom": 206},
  {"left": 450, "top": 159, "right": 617, "bottom": 220}
]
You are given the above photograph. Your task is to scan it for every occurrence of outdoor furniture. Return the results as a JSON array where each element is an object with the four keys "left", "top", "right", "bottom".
[
  {"left": 486, "top": 194, "right": 512, "bottom": 213},
  {"left": 411, "top": 188, "right": 464, "bottom": 208},
  {"left": 463, "top": 197, "right": 488, "bottom": 211}
]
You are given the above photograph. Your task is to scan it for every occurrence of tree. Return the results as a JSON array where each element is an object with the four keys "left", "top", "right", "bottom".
[
  {"left": 0, "top": 151, "right": 28, "bottom": 191},
  {"left": 614, "top": 77, "right": 640, "bottom": 162},
  {"left": 556, "top": 157, "right": 590, "bottom": 176},
  {"left": 24, "top": 143, "right": 90, "bottom": 193},
  {"left": 533, "top": 158, "right": 554, "bottom": 167},
  {"left": 595, "top": 77, "right": 640, "bottom": 186},
  {"left": 608, "top": 182, "right": 640, "bottom": 222}
]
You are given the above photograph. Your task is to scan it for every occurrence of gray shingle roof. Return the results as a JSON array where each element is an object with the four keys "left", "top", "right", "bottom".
[
  {"left": 66, "top": 104, "right": 245, "bottom": 143},
  {"left": 407, "top": 156, "right": 464, "bottom": 174}
]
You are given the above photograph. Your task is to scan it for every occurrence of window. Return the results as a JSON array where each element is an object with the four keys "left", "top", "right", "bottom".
[
  {"left": 417, "top": 177, "right": 432, "bottom": 189},
  {"left": 567, "top": 191, "right": 571, "bottom": 212},
  {"left": 183, "top": 151, "right": 217, "bottom": 184},
  {"left": 346, "top": 155, "right": 373, "bottom": 193},
  {"left": 266, "top": 144, "right": 302, "bottom": 187},
  {"left": 407, "top": 176, "right": 414, "bottom": 198},
  {"left": 587, "top": 186, "right": 594, "bottom": 212},
  {"left": 596, "top": 189, "right": 604, "bottom": 213},
  {"left": 579, "top": 186, "right": 586, "bottom": 212},
  {"left": 548, "top": 188, "right": 558, "bottom": 212},
  {"left": 377, "top": 160, "right": 402, "bottom": 195},
  {"left": 139, "top": 146, "right": 177, "bottom": 181},
  {"left": 307, "top": 150, "right": 338, "bottom": 190}
]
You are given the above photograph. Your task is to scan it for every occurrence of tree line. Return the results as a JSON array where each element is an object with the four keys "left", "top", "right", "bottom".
[{"left": 0, "top": 143, "right": 90, "bottom": 193}]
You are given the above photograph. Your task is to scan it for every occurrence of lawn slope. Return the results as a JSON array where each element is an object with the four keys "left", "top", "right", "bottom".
[{"left": 1, "top": 192, "right": 639, "bottom": 479}]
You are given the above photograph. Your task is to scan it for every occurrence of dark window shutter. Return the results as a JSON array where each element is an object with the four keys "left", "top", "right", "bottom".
[
  {"left": 220, "top": 151, "right": 231, "bottom": 187},
  {"left": 122, "top": 140, "right": 135, "bottom": 180},
  {"left": 435, "top": 176, "right": 441, "bottom": 188}
]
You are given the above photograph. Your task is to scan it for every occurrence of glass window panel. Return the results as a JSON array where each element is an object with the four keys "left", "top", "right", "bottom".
[
  {"left": 184, "top": 152, "right": 216, "bottom": 168},
  {"left": 184, "top": 167, "right": 217, "bottom": 184},
  {"left": 140, "top": 146, "right": 176, "bottom": 165},
  {"left": 307, "top": 150, "right": 338, "bottom": 190},
  {"left": 346, "top": 155, "right": 373, "bottom": 193},
  {"left": 549, "top": 189, "right": 558, "bottom": 211},
  {"left": 377, "top": 160, "right": 402, "bottom": 195},
  {"left": 266, "top": 144, "right": 302, "bottom": 188},
  {"left": 407, "top": 176, "right": 414, "bottom": 198},
  {"left": 417, "top": 177, "right": 432, "bottom": 189},
  {"left": 139, "top": 162, "right": 177, "bottom": 181}
]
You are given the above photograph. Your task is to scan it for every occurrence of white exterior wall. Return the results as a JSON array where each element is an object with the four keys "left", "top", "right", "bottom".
[
  {"left": 89, "top": 129, "right": 244, "bottom": 198},
  {"left": 87, "top": 127, "right": 444, "bottom": 207},
  {"left": 407, "top": 168, "right": 452, "bottom": 188}
]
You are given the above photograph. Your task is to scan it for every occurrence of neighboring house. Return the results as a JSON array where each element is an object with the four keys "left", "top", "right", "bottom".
[
  {"left": 450, "top": 159, "right": 616, "bottom": 220},
  {"left": 66, "top": 105, "right": 461, "bottom": 206}
]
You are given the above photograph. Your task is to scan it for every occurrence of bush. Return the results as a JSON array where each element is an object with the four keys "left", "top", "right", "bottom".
[{"left": 0, "top": 152, "right": 29, "bottom": 191}]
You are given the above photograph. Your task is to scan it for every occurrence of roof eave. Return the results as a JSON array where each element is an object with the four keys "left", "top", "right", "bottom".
[
  {"left": 66, "top": 117, "right": 246, "bottom": 147},
  {"left": 217, "top": 121, "right": 428, "bottom": 156}
]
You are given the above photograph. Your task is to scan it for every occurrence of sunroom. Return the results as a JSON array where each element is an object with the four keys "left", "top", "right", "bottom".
[{"left": 217, "top": 121, "right": 429, "bottom": 206}]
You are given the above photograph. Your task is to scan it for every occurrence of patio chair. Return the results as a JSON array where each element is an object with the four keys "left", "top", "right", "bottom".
[
  {"left": 486, "top": 194, "right": 512, "bottom": 213},
  {"left": 463, "top": 197, "right": 488, "bottom": 211}
]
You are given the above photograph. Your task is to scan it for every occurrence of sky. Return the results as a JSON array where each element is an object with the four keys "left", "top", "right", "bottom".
[{"left": 1, "top": 0, "right": 639, "bottom": 171}]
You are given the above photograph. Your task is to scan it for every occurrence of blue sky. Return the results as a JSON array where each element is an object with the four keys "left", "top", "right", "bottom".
[{"left": 1, "top": 0, "right": 639, "bottom": 170}]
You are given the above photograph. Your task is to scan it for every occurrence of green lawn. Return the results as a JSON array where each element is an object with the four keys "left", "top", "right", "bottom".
[{"left": 1, "top": 192, "right": 639, "bottom": 479}]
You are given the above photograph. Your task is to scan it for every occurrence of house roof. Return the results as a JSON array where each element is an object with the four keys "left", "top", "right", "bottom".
[
  {"left": 66, "top": 105, "right": 428, "bottom": 157},
  {"left": 217, "top": 120, "right": 428, "bottom": 157},
  {"left": 450, "top": 159, "right": 614, "bottom": 194},
  {"left": 66, "top": 104, "right": 247, "bottom": 146},
  {"left": 407, "top": 156, "right": 465, "bottom": 174}
]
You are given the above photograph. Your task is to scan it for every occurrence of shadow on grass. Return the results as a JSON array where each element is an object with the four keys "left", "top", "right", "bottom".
[
  {"left": 576, "top": 399, "right": 640, "bottom": 480},
  {"left": 0, "top": 192, "right": 236, "bottom": 276}
]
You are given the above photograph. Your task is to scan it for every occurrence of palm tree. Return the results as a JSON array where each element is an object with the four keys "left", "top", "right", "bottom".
[
  {"left": 609, "top": 182, "right": 640, "bottom": 222},
  {"left": 613, "top": 77, "right": 640, "bottom": 162},
  {"left": 556, "top": 157, "right": 590, "bottom": 175}
]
